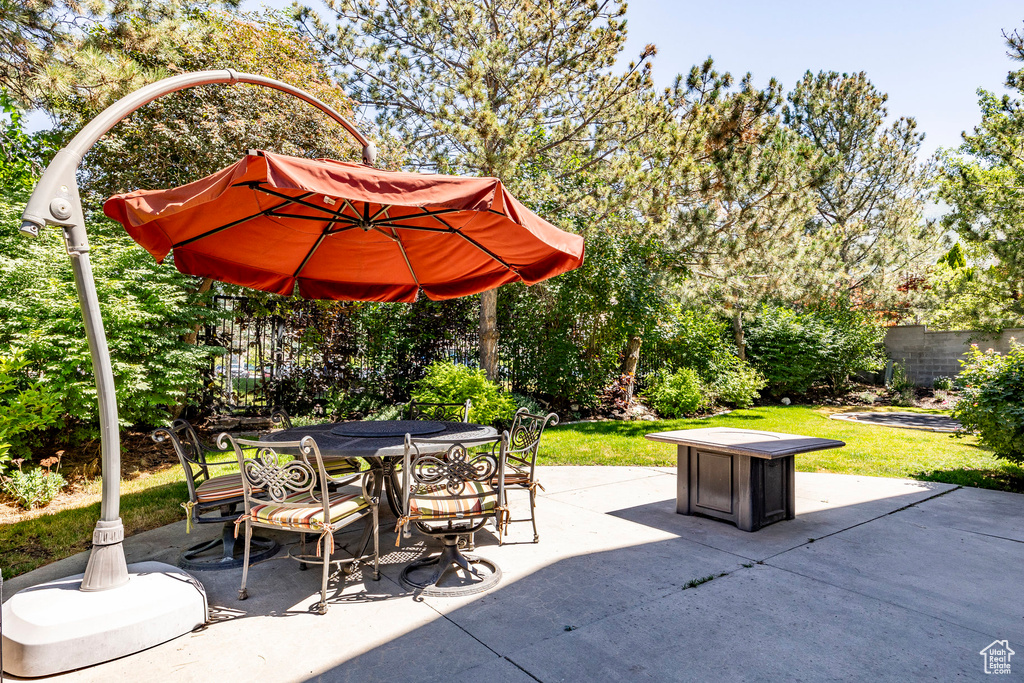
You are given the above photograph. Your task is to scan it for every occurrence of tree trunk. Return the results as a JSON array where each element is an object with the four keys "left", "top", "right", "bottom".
[
  {"left": 732, "top": 312, "right": 746, "bottom": 361},
  {"left": 479, "top": 288, "right": 499, "bottom": 380},
  {"left": 182, "top": 278, "right": 214, "bottom": 346},
  {"left": 171, "top": 278, "right": 214, "bottom": 419},
  {"left": 621, "top": 334, "right": 642, "bottom": 376},
  {"left": 620, "top": 334, "right": 643, "bottom": 407}
]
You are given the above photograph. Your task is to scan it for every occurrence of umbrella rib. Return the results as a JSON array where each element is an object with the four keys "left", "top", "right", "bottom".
[
  {"left": 457, "top": 233, "right": 519, "bottom": 274},
  {"left": 250, "top": 184, "right": 360, "bottom": 220},
  {"left": 372, "top": 208, "right": 462, "bottom": 222},
  {"left": 292, "top": 205, "right": 351, "bottom": 278},
  {"left": 430, "top": 214, "right": 518, "bottom": 274},
  {"left": 382, "top": 208, "right": 421, "bottom": 289},
  {"left": 268, "top": 212, "right": 359, "bottom": 225},
  {"left": 370, "top": 204, "right": 392, "bottom": 222},
  {"left": 372, "top": 222, "right": 449, "bottom": 233},
  {"left": 171, "top": 194, "right": 315, "bottom": 248}
]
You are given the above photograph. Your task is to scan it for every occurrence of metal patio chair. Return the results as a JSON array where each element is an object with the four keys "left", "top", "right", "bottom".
[
  {"left": 272, "top": 406, "right": 360, "bottom": 481},
  {"left": 152, "top": 419, "right": 279, "bottom": 570},
  {"left": 498, "top": 409, "right": 559, "bottom": 542},
  {"left": 406, "top": 398, "right": 472, "bottom": 422},
  {"left": 380, "top": 398, "right": 474, "bottom": 518},
  {"left": 396, "top": 432, "right": 508, "bottom": 596},
  {"left": 270, "top": 407, "right": 293, "bottom": 430},
  {"left": 223, "top": 433, "right": 381, "bottom": 615}
]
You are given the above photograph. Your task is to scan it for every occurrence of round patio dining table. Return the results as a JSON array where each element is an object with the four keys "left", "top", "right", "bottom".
[{"left": 263, "top": 420, "right": 499, "bottom": 517}]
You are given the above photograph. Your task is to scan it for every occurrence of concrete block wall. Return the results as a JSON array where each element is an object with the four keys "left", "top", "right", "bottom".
[{"left": 883, "top": 325, "right": 1024, "bottom": 386}]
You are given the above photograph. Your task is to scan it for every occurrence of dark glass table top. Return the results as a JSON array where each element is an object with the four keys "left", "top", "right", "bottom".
[{"left": 263, "top": 420, "right": 498, "bottom": 458}]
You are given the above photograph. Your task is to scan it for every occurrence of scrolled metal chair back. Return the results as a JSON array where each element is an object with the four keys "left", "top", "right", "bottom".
[
  {"left": 407, "top": 399, "right": 472, "bottom": 423},
  {"left": 506, "top": 409, "right": 559, "bottom": 470},
  {"left": 404, "top": 437, "right": 501, "bottom": 497},
  {"left": 152, "top": 419, "right": 213, "bottom": 493},
  {"left": 218, "top": 433, "right": 321, "bottom": 505},
  {"left": 270, "top": 407, "right": 293, "bottom": 430}
]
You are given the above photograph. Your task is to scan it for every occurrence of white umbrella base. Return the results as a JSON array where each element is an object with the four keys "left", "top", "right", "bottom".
[{"left": 2, "top": 561, "right": 207, "bottom": 677}]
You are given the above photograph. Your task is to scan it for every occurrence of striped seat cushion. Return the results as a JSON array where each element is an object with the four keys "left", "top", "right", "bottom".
[
  {"left": 491, "top": 471, "right": 531, "bottom": 487},
  {"left": 250, "top": 491, "right": 369, "bottom": 530},
  {"left": 322, "top": 458, "right": 360, "bottom": 477},
  {"left": 195, "top": 473, "right": 251, "bottom": 503},
  {"left": 409, "top": 480, "right": 498, "bottom": 519}
]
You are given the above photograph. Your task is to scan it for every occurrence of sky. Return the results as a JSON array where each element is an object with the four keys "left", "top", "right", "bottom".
[
  {"left": 236, "top": 0, "right": 1023, "bottom": 161},
  {"left": 615, "top": 0, "right": 1023, "bottom": 160}
]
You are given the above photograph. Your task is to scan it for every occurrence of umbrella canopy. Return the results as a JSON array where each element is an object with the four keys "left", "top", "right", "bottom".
[{"left": 103, "top": 150, "right": 584, "bottom": 302}]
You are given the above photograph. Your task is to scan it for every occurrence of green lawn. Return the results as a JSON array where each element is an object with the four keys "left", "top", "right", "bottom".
[
  {"left": 540, "top": 405, "right": 1024, "bottom": 491},
  {"left": 0, "top": 453, "right": 238, "bottom": 581},
  {"left": 3, "top": 404, "right": 1021, "bottom": 581}
]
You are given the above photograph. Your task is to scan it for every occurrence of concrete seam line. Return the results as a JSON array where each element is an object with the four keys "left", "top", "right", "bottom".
[
  {"left": 503, "top": 656, "right": 544, "bottom": 682},
  {"left": 431, "top": 610, "right": 544, "bottom": 682},
  {"left": 946, "top": 527, "right": 1024, "bottom": 545},
  {"left": 759, "top": 485, "right": 962, "bottom": 563}
]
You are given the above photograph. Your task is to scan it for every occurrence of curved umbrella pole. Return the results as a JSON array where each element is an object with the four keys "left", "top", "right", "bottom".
[{"left": 20, "top": 70, "right": 374, "bottom": 592}]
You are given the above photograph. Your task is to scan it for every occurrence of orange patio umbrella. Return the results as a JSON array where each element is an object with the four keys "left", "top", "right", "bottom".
[{"left": 103, "top": 150, "right": 585, "bottom": 301}]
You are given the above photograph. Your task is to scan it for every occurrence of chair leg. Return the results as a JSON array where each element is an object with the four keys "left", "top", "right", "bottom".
[
  {"left": 318, "top": 534, "right": 331, "bottom": 615},
  {"left": 372, "top": 506, "right": 381, "bottom": 581},
  {"left": 238, "top": 523, "right": 252, "bottom": 600},
  {"left": 530, "top": 487, "right": 539, "bottom": 543}
]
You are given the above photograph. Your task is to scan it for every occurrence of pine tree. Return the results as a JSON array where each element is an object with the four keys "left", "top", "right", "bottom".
[
  {"left": 939, "top": 25, "right": 1024, "bottom": 323},
  {"left": 297, "top": 0, "right": 664, "bottom": 378},
  {"left": 787, "top": 71, "right": 940, "bottom": 309}
]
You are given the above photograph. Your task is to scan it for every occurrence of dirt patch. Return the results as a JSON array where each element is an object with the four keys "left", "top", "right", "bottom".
[
  {"left": 772, "top": 382, "right": 960, "bottom": 411},
  {"left": 0, "top": 422, "right": 252, "bottom": 525},
  {"left": 0, "top": 429, "right": 183, "bottom": 525}
]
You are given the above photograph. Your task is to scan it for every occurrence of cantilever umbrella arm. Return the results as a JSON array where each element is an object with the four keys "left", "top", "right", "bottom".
[{"left": 19, "top": 69, "right": 374, "bottom": 592}]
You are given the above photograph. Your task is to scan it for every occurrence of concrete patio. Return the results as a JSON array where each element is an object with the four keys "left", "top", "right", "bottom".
[{"left": 4, "top": 466, "right": 1022, "bottom": 681}]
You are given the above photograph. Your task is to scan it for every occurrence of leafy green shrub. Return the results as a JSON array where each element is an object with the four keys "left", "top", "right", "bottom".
[
  {"left": 411, "top": 361, "right": 516, "bottom": 426},
  {"left": 1, "top": 190, "right": 213, "bottom": 436},
  {"left": 933, "top": 376, "right": 954, "bottom": 391},
  {"left": 511, "top": 393, "right": 546, "bottom": 416},
  {"left": 886, "top": 362, "right": 917, "bottom": 406},
  {"left": 499, "top": 266, "right": 623, "bottom": 411},
  {"left": 646, "top": 368, "right": 707, "bottom": 417},
  {"left": 2, "top": 455, "right": 65, "bottom": 509},
  {"left": 644, "top": 307, "right": 765, "bottom": 409},
  {"left": 746, "top": 303, "right": 885, "bottom": 396},
  {"left": 646, "top": 308, "right": 737, "bottom": 384},
  {"left": 711, "top": 360, "right": 766, "bottom": 408},
  {"left": 366, "top": 403, "right": 405, "bottom": 421},
  {"left": 952, "top": 342, "right": 1024, "bottom": 464},
  {"left": 0, "top": 349, "right": 62, "bottom": 461}
]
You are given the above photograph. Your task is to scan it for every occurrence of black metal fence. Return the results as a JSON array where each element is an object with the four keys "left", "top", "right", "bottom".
[
  {"left": 203, "top": 293, "right": 666, "bottom": 414},
  {"left": 203, "top": 295, "right": 481, "bottom": 412}
]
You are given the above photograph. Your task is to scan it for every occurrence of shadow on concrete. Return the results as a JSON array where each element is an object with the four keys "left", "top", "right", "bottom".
[{"left": 295, "top": 485, "right": 965, "bottom": 682}]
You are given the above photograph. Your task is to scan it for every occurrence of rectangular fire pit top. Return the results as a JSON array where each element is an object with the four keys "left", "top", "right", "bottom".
[{"left": 644, "top": 427, "right": 845, "bottom": 459}]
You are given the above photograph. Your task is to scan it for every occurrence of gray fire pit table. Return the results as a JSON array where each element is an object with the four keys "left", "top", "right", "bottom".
[{"left": 644, "top": 427, "right": 845, "bottom": 531}]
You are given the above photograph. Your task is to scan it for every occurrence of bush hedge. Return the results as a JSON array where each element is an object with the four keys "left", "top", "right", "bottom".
[
  {"left": 411, "top": 361, "right": 516, "bottom": 426},
  {"left": 745, "top": 303, "right": 885, "bottom": 396},
  {"left": 645, "top": 367, "right": 707, "bottom": 417},
  {"left": 953, "top": 341, "right": 1024, "bottom": 464}
]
